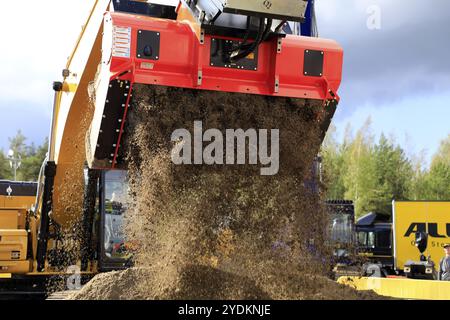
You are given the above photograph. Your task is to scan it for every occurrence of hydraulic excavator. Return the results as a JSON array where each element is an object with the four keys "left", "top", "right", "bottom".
[{"left": 0, "top": 0, "right": 343, "bottom": 297}]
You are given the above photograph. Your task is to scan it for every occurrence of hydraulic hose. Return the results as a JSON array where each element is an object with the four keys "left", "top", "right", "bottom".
[{"left": 230, "top": 18, "right": 267, "bottom": 62}]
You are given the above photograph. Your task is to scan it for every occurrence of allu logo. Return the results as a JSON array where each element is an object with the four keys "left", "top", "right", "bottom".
[{"left": 404, "top": 223, "right": 450, "bottom": 238}]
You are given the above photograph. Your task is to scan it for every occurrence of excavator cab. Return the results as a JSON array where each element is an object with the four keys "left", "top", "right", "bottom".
[
  {"left": 79, "top": 169, "right": 131, "bottom": 272},
  {"left": 98, "top": 170, "right": 132, "bottom": 270}
]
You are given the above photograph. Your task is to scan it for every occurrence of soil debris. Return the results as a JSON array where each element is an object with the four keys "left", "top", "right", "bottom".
[{"left": 71, "top": 85, "right": 385, "bottom": 300}]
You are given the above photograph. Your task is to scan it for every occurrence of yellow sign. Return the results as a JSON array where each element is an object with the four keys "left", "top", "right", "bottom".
[{"left": 393, "top": 201, "right": 450, "bottom": 270}]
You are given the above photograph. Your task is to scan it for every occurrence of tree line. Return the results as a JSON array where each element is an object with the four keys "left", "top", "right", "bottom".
[{"left": 321, "top": 118, "right": 450, "bottom": 218}]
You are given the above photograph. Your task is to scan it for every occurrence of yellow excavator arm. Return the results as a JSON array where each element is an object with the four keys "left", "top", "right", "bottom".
[{"left": 33, "top": 0, "right": 112, "bottom": 272}]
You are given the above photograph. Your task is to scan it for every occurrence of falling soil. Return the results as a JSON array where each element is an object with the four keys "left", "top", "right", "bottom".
[
  {"left": 71, "top": 84, "right": 384, "bottom": 300},
  {"left": 70, "top": 267, "right": 384, "bottom": 300}
]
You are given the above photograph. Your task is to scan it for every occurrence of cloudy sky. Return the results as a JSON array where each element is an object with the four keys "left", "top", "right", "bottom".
[
  {"left": 0, "top": 0, "right": 449, "bottom": 165},
  {"left": 317, "top": 0, "right": 450, "bottom": 163}
]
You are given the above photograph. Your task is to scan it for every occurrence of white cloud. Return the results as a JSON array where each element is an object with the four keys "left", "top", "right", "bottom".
[{"left": 0, "top": 0, "right": 96, "bottom": 111}]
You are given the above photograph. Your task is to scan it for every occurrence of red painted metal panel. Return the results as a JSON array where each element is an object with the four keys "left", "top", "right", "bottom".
[
  {"left": 101, "top": 12, "right": 343, "bottom": 169},
  {"left": 109, "top": 12, "right": 343, "bottom": 101}
]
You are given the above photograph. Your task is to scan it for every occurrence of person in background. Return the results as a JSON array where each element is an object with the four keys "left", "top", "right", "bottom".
[{"left": 439, "top": 244, "right": 450, "bottom": 281}]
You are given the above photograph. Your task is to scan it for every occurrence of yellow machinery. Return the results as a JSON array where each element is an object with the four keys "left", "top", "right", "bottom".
[
  {"left": 0, "top": 181, "right": 36, "bottom": 209},
  {"left": 338, "top": 276, "right": 450, "bottom": 300},
  {"left": 393, "top": 201, "right": 450, "bottom": 278},
  {"left": 0, "top": 181, "right": 37, "bottom": 276},
  {"left": 0, "top": 0, "right": 344, "bottom": 298},
  {"left": 339, "top": 201, "right": 450, "bottom": 300}
]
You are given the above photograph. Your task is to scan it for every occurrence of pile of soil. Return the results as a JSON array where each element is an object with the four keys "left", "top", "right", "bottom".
[
  {"left": 70, "top": 267, "right": 384, "bottom": 300},
  {"left": 71, "top": 84, "right": 384, "bottom": 300}
]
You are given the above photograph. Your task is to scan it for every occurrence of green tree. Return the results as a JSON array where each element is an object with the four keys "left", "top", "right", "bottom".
[
  {"left": 0, "top": 151, "right": 12, "bottom": 180},
  {"left": 426, "top": 162, "right": 450, "bottom": 200},
  {"left": 423, "top": 135, "right": 450, "bottom": 200},
  {"left": 321, "top": 124, "right": 347, "bottom": 200},
  {"left": 0, "top": 132, "right": 48, "bottom": 182},
  {"left": 321, "top": 122, "right": 449, "bottom": 218},
  {"left": 342, "top": 118, "right": 378, "bottom": 217},
  {"left": 371, "top": 134, "right": 413, "bottom": 214},
  {"left": 432, "top": 134, "right": 450, "bottom": 166},
  {"left": 18, "top": 138, "right": 48, "bottom": 181},
  {"left": 8, "top": 130, "right": 27, "bottom": 158},
  {"left": 409, "top": 151, "right": 430, "bottom": 200}
]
